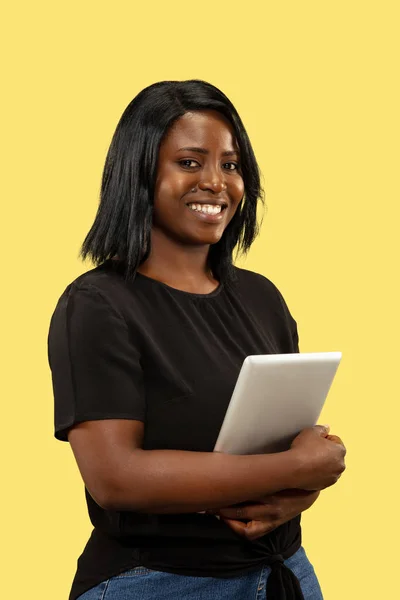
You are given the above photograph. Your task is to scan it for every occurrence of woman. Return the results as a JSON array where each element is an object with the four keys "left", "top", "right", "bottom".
[{"left": 48, "top": 79, "right": 346, "bottom": 600}]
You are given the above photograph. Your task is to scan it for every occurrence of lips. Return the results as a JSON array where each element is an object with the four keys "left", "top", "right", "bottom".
[
  {"left": 186, "top": 203, "right": 226, "bottom": 223},
  {"left": 187, "top": 203, "right": 224, "bottom": 215},
  {"left": 185, "top": 198, "right": 228, "bottom": 209}
]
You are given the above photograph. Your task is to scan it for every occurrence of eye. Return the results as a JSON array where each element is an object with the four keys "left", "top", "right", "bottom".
[
  {"left": 223, "top": 162, "right": 240, "bottom": 171},
  {"left": 179, "top": 159, "right": 200, "bottom": 169}
]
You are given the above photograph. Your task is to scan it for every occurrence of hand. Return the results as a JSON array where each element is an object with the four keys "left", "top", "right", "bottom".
[
  {"left": 210, "top": 489, "right": 320, "bottom": 541},
  {"left": 290, "top": 425, "right": 346, "bottom": 491}
]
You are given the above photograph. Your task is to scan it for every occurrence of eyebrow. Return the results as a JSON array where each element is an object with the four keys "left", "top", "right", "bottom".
[{"left": 177, "top": 146, "right": 240, "bottom": 157}]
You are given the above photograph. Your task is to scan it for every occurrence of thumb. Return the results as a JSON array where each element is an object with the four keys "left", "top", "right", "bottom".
[{"left": 221, "top": 517, "right": 248, "bottom": 537}]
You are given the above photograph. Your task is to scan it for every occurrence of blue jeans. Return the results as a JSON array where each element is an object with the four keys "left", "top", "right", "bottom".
[{"left": 77, "top": 546, "right": 323, "bottom": 599}]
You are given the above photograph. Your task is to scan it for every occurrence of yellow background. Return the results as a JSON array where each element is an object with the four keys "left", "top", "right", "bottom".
[{"left": 2, "top": 1, "right": 399, "bottom": 598}]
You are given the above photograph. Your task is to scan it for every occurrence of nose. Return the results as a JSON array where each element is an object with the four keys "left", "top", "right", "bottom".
[{"left": 198, "top": 167, "right": 228, "bottom": 193}]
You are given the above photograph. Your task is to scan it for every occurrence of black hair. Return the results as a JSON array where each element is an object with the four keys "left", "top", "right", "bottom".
[{"left": 80, "top": 79, "right": 265, "bottom": 283}]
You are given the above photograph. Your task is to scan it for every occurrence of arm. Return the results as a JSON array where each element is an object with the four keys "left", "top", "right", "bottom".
[
  {"left": 68, "top": 420, "right": 345, "bottom": 513},
  {"left": 51, "top": 285, "right": 345, "bottom": 515},
  {"left": 213, "top": 433, "right": 345, "bottom": 540},
  {"left": 212, "top": 489, "right": 320, "bottom": 540}
]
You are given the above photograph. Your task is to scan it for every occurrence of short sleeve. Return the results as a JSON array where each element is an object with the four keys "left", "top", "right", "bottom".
[
  {"left": 273, "top": 285, "right": 300, "bottom": 353},
  {"left": 48, "top": 283, "right": 145, "bottom": 441}
]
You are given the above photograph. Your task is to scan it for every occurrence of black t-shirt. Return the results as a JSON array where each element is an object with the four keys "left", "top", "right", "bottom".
[{"left": 48, "top": 259, "right": 302, "bottom": 600}]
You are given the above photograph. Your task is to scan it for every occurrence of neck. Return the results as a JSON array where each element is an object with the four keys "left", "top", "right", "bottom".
[{"left": 137, "top": 229, "right": 218, "bottom": 294}]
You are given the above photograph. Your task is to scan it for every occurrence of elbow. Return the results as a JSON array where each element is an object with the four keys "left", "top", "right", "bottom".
[
  {"left": 84, "top": 480, "right": 118, "bottom": 511},
  {"left": 88, "top": 478, "right": 145, "bottom": 512},
  {"left": 91, "top": 488, "right": 118, "bottom": 511}
]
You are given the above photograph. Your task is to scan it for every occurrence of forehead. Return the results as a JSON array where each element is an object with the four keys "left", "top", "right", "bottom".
[{"left": 161, "top": 110, "right": 239, "bottom": 152}]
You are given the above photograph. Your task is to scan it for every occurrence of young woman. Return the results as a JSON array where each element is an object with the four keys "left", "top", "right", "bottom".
[{"left": 48, "top": 80, "right": 346, "bottom": 600}]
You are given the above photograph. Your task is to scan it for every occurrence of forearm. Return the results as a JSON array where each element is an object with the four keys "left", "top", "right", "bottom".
[{"left": 103, "top": 448, "right": 303, "bottom": 513}]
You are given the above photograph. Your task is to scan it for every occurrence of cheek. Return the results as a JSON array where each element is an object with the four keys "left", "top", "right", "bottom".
[
  {"left": 153, "top": 181, "right": 176, "bottom": 216},
  {"left": 154, "top": 179, "right": 176, "bottom": 204},
  {"left": 153, "top": 176, "right": 189, "bottom": 225},
  {"left": 232, "top": 176, "right": 245, "bottom": 199},
  {"left": 230, "top": 177, "right": 245, "bottom": 210},
  {"left": 154, "top": 164, "right": 189, "bottom": 201}
]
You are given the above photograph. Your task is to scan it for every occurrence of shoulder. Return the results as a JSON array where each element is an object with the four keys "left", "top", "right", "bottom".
[
  {"left": 232, "top": 266, "right": 296, "bottom": 322},
  {"left": 71, "top": 260, "right": 125, "bottom": 296},
  {"left": 47, "top": 266, "right": 132, "bottom": 352},
  {"left": 48, "top": 263, "right": 135, "bottom": 356},
  {"left": 232, "top": 267, "right": 299, "bottom": 350},
  {"left": 233, "top": 266, "right": 286, "bottom": 302},
  {"left": 51, "top": 260, "right": 134, "bottom": 319},
  {"left": 233, "top": 266, "right": 277, "bottom": 289}
]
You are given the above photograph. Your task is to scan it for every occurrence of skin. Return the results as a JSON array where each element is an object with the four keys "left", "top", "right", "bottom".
[
  {"left": 137, "top": 110, "right": 244, "bottom": 293},
  {"left": 216, "top": 434, "right": 343, "bottom": 540},
  {"left": 68, "top": 110, "right": 346, "bottom": 534},
  {"left": 212, "top": 489, "right": 321, "bottom": 541}
]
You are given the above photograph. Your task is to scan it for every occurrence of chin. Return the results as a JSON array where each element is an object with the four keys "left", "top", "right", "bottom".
[
  {"left": 190, "top": 234, "right": 224, "bottom": 246},
  {"left": 185, "top": 226, "right": 226, "bottom": 246}
]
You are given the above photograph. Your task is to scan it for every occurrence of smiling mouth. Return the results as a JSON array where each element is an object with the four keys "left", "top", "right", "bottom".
[{"left": 186, "top": 203, "right": 228, "bottom": 215}]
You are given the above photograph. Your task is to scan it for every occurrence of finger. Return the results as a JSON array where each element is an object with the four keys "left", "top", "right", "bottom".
[
  {"left": 221, "top": 518, "right": 271, "bottom": 541},
  {"left": 245, "top": 519, "right": 274, "bottom": 540},
  {"left": 326, "top": 434, "right": 345, "bottom": 447},
  {"left": 273, "top": 489, "right": 319, "bottom": 501},
  {"left": 220, "top": 518, "right": 248, "bottom": 536},
  {"left": 217, "top": 504, "right": 269, "bottom": 521},
  {"left": 314, "top": 424, "right": 330, "bottom": 437}
]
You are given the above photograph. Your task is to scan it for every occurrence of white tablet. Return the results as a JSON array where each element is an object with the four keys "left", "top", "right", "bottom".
[{"left": 214, "top": 352, "right": 342, "bottom": 455}]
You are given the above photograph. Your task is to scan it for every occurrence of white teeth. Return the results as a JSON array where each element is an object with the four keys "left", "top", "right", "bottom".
[{"left": 188, "top": 203, "right": 222, "bottom": 215}]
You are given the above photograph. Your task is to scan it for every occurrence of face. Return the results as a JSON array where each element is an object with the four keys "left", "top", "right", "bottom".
[{"left": 152, "top": 110, "right": 245, "bottom": 247}]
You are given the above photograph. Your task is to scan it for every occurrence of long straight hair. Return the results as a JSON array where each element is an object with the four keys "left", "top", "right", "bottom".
[{"left": 80, "top": 79, "right": 264, "bottom": 283}]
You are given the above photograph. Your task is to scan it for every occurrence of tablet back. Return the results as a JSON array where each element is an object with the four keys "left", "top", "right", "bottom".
[{"left": 214, "top": 352, "right": 342, "bottom": 455}]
